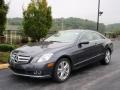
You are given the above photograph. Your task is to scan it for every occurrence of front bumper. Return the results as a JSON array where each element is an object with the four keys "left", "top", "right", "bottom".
[
  {"left": 13, "top": 71, "right": 50, "bottom": 78},
  {"left": 9, "top": 62, "right": 54, "bottom": 78}
]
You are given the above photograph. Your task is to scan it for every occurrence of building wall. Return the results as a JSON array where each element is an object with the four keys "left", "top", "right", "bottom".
[{"left": 4, "top": 30, "right": 22, "bottom": 44}]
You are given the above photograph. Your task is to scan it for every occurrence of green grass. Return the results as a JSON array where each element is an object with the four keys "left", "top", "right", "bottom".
[{"left": 0, "top": 52, "right": 10, "bottom": 63}]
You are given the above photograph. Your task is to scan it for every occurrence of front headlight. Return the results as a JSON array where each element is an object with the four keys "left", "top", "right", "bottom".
[
  {"left": 10, "top": 51, "right": 13, "bottom": 57},
  {"left": 37, "top": 53, "right": 53, "bottom": 63},
  {"left": 10, "top": 51, "right": 14, "bottom": 60}
]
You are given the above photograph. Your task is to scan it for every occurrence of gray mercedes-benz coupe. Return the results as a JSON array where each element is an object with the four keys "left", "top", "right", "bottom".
[{"left": 9, "top": 30, "right": 113, "bottom": 82}]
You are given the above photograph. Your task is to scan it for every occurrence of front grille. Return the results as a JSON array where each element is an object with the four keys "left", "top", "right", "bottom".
[
  {"left": 11, "top": 53, "right": 31, "bottom": 64},
  {"left": 18, "top": 55, "right": 31, "bottom": 62},
  {"left": 10, "top": 66, "right": 42, "bottom": 76},
  {"left": 11, "top": 67, "right": 34, "bottom": 75},
  {"left": 12, "top": 68, "right": 25, "bottom": 74}
]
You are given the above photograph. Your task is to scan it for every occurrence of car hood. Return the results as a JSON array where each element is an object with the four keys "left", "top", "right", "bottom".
[{"left": 14, "top": 42, "right": 71, "bottom": 57}]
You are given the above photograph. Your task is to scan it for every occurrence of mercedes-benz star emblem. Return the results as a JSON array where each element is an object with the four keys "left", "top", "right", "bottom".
[{"left": 14, "top": 55, "right": 18, "bottom": 63}]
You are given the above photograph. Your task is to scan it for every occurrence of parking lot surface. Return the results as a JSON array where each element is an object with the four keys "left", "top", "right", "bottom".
[{"left": 0, "top": 41, "right": 120, "bottom": 90}]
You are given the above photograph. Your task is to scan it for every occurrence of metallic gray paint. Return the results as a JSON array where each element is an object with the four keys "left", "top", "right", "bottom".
[{"left": 9, "top": 30, "right": 113, "bottom": 78}]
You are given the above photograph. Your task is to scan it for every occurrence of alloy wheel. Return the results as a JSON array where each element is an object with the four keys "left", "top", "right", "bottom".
[
  {"left": 57, "top": 61, "right": 70, "bottom": 81},
  {"left": 105, "top": 50, "right": 111, "bottom": 64}
]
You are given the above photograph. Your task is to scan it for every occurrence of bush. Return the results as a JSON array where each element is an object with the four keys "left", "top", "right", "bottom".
[
  {"left": 0, "top": 44, "right": 15, "bottom": 52},
  {"left": 0, "top": 52, "right": 9, "bottom": 63},
  {"left": 21, "top": 37, "right": 29, "bottom": 44}
]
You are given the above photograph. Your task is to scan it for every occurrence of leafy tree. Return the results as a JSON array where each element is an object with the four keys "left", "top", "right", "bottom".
[
  {"left": 51, "top": 17, "right": 105, "bottom": 33},
  {"left": 0, "top": 0, "right": 8, "bottom": 36},
  {"left": 23, "top": 0, "right": 52, "bottom": 42},
  {"left": 106, "top": 23, "right": 120, "bottom": 33},
  {"left": 8, "top": 17, "right": 106, "bottom": 34}
]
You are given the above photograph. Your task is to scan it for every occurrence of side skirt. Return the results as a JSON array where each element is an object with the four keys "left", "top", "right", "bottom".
[{"left": 73, "top": 53, "right": 104, "bottom": 70}]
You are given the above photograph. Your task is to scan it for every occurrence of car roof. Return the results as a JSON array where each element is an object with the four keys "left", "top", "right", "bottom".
[{"left": 60, "top": 29, "right": 98, "bottom": 33}]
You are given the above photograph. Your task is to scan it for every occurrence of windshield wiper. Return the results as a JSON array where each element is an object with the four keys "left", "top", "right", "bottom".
[
  {"left": 49, "top": 41, "right": 62, "bottom": 42},
  {"left": 48, "top": 41, "right": 68, "bottom": 43}
]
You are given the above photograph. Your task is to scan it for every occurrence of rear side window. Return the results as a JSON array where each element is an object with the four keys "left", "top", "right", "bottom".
[
  {"left": 92, "top": 32, "right": 105, "bottom": 40},
  {"left": 80, "top": 31, "right": 105, "bottom": 42}
]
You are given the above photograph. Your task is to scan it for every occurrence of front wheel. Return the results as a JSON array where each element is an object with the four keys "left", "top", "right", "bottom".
[
  {"left": 53, "top": 58, "right": 71, "bottom": 82},
  {"left": 100, "top": 50, "right": 111, "bottom": 65}
]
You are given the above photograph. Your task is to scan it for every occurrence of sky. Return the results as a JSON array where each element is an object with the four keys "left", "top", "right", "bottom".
[{"left": 6, "top": 0, "right": 120, "bottom": 24}]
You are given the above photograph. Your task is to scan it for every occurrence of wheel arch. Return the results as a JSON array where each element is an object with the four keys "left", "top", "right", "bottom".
[
  {"left": 105, "top": 45, "right": 112, "bottom": 54},
  {"left": 55, "top": 55, "right": 74, "bottom": 70}
]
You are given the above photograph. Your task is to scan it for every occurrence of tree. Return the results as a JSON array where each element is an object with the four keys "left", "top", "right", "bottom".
[
  {"left": 51, "top": 17, "right": 105, "bottom": 33},
  {"left": 23, "top": 0, "right": 52, "bottom": 42},
  {"left": 0, "top": 0, "right": 8, "bottom": 36}
]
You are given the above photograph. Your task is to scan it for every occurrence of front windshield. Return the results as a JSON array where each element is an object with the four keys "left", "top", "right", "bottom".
[{"left": 45, "top": 30, "right": 80, "bottom": 43}]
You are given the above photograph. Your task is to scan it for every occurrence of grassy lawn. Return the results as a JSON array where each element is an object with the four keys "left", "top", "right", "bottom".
[
  {"left": 0, "top": 44, "right": 20, "bottom": 64},
  {"left": 0, "top": 52, "right": 10, "bottom": 63}
]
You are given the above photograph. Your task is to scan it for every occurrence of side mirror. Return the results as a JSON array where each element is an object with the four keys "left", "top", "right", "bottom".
[{"left": 78, "top": 41, "right": 89, "bottom": 47}]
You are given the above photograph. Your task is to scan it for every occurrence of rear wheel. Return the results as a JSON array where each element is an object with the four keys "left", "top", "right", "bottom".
[
  {"left": 53, "top": 58, "right": 71, "bottom": 82},
  {"left": 100, "top": 50, "right": 111, "bottom": 65}
]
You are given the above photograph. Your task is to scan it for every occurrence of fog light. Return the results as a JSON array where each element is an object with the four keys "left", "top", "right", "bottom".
[{"left": 34, "top": 70, "right": 42, "bottom": 75}]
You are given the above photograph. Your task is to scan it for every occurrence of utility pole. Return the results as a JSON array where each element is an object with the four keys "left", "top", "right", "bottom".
[{"left": 97, "top": 0, "right": 103, "bottom": 31}]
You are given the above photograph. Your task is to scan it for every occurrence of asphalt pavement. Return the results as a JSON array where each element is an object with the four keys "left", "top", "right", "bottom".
[{"left": 0, "top": 40, "right": 120, "bottom": 90}]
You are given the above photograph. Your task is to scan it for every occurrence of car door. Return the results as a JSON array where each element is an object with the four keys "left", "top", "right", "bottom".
[
  {"left": 91, "top": 32, "right": 105, "bottom": 58},
  {"left": 72, "top": 32, "right": 97, "bottom": 67}
]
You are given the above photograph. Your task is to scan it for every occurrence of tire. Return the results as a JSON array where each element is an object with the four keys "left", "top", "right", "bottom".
[
  {"left": 53, "top": 58, "right": 71, "bottom": 82},
  {"left": 100, "top": 49, "right": 111, "bottom": 65}
]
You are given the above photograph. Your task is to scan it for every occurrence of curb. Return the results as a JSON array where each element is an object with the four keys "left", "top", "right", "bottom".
[{"left": 0, "top": 64, "right": 9, "bottom": 70}]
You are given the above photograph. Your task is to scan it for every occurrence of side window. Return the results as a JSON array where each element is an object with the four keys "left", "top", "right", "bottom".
[
  {"left": 80, "top": 33, "right": 93, "bottom": 42},
  {"left": 80, "top": 32, "right": 105, "bottom": 42},
  {"left": 92, "top": 32, "right": 105, "bottom": 40}
]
